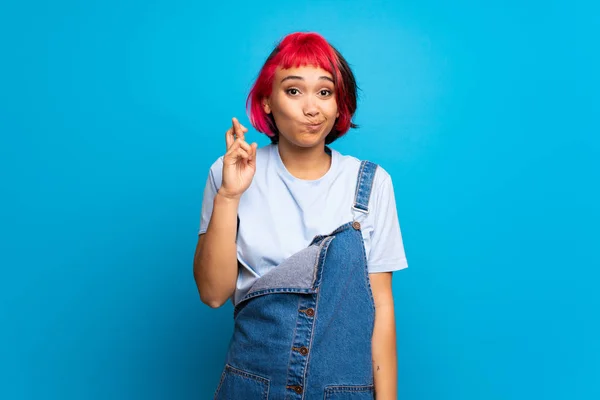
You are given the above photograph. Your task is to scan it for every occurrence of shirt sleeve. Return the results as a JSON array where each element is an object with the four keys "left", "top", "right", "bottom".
[
  {"left": 367, "top": 170, "right": 409, "bottom": 273},
  {"left": 198, "top": 157, "right": 224, "bottom": 235}
]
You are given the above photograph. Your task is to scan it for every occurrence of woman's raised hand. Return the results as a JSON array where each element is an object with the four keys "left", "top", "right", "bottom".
[{"left": 219, "top": 117, "right": 258, "bottom": 200}]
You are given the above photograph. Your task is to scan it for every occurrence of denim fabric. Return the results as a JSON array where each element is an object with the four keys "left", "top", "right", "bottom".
[{"left": 214, "top": 161, "right": 379, "bottom": 400}]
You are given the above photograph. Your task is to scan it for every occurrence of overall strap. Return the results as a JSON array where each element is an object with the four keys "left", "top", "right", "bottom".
[{"left": 352, "top": 160, "right": 378, "bottom": 214}]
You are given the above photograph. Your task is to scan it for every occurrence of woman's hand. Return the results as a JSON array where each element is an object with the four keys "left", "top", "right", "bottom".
[{"left": 219, "top": 117, "right": 258, "bottom": 200}]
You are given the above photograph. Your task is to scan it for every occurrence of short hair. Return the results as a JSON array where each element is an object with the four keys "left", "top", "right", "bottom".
[{"left": 246, "top": 32, "right": 359, "bottom": 145}]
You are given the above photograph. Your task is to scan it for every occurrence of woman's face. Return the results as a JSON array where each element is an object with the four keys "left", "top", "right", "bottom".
[{"left": 263, "top": 65, "right": 339, "bottom": 148}]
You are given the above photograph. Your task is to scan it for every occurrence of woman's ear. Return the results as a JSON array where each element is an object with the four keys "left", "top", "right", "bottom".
[{"left": 263, "top": 99, "right": 271, "bottom": 114}]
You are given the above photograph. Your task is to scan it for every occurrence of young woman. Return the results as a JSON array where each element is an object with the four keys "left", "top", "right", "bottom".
[{"left": 194, "top": 32, "right": 409, "bottom": 400}]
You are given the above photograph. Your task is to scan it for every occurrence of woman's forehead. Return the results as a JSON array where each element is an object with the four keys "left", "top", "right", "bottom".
[{"left": 274, "top": 65, "right": 334, "bottom": 81}]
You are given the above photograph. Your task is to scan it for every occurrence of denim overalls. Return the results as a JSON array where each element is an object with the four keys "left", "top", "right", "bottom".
[{"left": 214, "top": 160, "right": 379, "bottom": 400}]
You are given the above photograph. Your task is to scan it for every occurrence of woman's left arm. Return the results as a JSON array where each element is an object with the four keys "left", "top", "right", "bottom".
[{"left": 370, "top": 272, "right": 397, "bottom": 400}]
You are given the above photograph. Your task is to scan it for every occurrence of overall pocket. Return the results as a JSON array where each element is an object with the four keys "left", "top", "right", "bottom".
[
  {"left": 214, "top": 364, "right": 270, "bottom": 400},
  {"left": 324, "top": 384, "right": 375, "bottom": 399}
]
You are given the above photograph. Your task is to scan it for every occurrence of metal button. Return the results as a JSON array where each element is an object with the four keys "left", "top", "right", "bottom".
[
  {"left": 306, "top": 308, "right": 315, "bottom": 317},
  {"left": 352, "top": 221, "right": 361, "bottom": 230},
  {"left": 288, "top": 385, "right": 303, "bottom": 394},
  {"left": 299, "top": 347, "right": 309, "bottom": 356}
]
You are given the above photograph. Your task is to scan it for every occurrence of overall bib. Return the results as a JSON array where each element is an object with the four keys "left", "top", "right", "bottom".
[{"left": 214, "top": 160, "right": 379, "bottom": 400}]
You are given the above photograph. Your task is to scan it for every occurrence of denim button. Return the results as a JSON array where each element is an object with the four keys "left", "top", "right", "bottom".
[
  {"left": 306, "top": 308, "right": 315, "bottom": 317},
  {"left": 299, "top": 347, "right": 309, "bottom": 356},
  {"left": 352, "top": 221, "right": 361, "bottom": 230}
]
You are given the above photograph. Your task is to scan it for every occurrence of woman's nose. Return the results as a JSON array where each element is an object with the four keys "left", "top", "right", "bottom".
[{"left": 303, "top": 98, "right": 320, "bottom": 117}]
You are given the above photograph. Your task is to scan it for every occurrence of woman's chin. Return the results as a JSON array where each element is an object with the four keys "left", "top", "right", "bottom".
[
  {"left": 283, "top": 131, "right": 328, "bottom": 148},
  {"left": 294, "top": 137, "right": 326, "bottom": 148}
]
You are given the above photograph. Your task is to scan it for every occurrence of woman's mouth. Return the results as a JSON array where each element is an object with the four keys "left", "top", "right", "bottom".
[{"left": 304, "top": 122, "right": 324, "bottom": 132}]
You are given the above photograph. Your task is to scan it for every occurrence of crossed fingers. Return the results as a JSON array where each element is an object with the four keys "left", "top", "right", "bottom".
[{"left": 225, "top": 117, "right": 253, "bottom": 161}]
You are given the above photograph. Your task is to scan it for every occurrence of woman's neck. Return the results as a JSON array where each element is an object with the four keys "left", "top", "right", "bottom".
[{"left": 277, "top": 139, "right": 331, "bottom": 180}]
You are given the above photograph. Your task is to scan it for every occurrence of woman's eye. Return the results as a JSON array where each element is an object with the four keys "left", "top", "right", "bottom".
[
  {"left": 286, "top": 88, "right": 300, "bottom": 95},
  {"left": 320, "top": 89, "right": 333, "bottom": 96}
]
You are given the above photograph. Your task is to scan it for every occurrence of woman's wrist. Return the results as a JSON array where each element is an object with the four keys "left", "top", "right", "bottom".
[{"left": 215, "top": 188, "right": 242, "bottom": 204}]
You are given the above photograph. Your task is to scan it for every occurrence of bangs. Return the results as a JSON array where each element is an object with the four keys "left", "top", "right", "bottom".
[{"left": 275, "top": 35, "right": 336, "bottom": 77}]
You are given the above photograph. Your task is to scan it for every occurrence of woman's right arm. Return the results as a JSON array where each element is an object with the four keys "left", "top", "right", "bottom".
[
  {"left": 193, "top": 192, "right": 240, "bottom": 308},
  {"left": 193, "top": 118, "right": 258, "bottom": 308}
]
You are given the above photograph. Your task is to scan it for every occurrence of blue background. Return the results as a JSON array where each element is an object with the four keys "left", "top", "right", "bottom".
[{"left": 1, "top": 1, "right": 598, "bottom": 399}]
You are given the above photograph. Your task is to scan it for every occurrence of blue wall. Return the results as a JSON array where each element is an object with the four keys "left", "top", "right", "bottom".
[{"left": 1, "top": 1, "right": 598, "bottom": 399}]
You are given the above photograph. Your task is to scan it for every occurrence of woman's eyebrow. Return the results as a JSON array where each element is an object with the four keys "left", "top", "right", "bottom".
[{"left": 280, "top": 75, "right": 334, "bottom": 83}]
